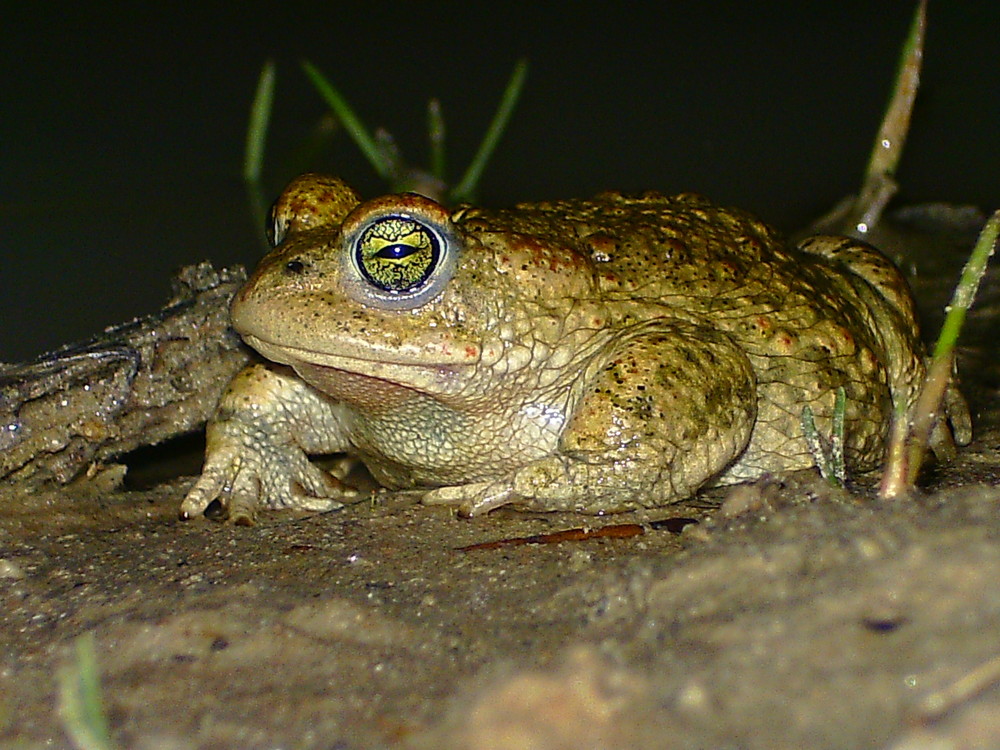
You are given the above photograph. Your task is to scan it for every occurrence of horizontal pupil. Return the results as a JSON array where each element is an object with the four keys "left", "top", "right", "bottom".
[{"left": 376, "top": 243, "right": 415, "bottom": 260}]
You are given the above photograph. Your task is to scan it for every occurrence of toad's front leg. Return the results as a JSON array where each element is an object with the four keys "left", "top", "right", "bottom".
[
  {"left": 180, "top": 363, "right": 359, "bottom": 524},
  {"left": 423, "top": 325, "right": 758, "bottom": 515}
]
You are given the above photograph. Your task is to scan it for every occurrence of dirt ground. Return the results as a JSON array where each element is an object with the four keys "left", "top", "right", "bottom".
[{"left": 2, "top": 213, "right": 999, "bottom": 749}]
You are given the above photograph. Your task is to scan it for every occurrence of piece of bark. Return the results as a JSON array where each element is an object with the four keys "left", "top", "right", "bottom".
[{"left": 0, "top": 262, "right": 250, "bottom": 485}]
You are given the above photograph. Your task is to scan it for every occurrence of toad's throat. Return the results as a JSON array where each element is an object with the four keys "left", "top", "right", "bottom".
[
  {"left": 294, "top": 361, "right": 425, "bottom": 411},
  {"left": 243, "top": 335, "right": 468, "bottom": 405}
]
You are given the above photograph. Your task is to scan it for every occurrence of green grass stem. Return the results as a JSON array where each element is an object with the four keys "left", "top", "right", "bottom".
[
  {"left": 301, "top": 60, "right": 392, "bottom": 179},
  {"left": 58, "top": 632, "right": 116, "bottom": 750},
  {"left": 243, "top": 60, "right": 276, "bottom": 184},
  {"left": 933, "top": 211, "right": 999, "bottom": 360},
  {"left": 427, "top": 98, "right": 447, "bottom": 183},
  {"left": 451, "top": 59, "right": 528, "bottom": 203}
]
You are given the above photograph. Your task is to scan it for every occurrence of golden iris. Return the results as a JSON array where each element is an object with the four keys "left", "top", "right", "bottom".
[{"left": 355, "top": 216, "right": 439, "bottom": 293}]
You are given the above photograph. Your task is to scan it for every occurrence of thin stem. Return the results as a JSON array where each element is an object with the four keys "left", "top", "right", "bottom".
[
  {"left": 452, "top": 59, "right": 528, "bottom": 203},
  {"left": 863, "top": 0, "right": 925, "bottom": 184},
  {"left": 933, "top": 210, "right": 999, "bottom": 360},
  {"left": 242, "top": 59, "right": 276, "bottom": 184},
  {"left": 58, "top": 632, "right": 116, "bottom": 750},
  {"left": 880, "top": 211, "right": 999, "bottom": 498},
  {"left": 427, "top": 98, "right": 447, "bottom": 182},
  {"left": 301, "top": 60, "right": 392, "bottom": 179},
  {"left": 853, "top": 0, "right": 926, "bottom": 234}
]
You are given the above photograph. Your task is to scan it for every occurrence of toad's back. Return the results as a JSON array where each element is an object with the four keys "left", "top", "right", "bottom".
[{"left": 453, "top": 190, "right": 928, "bottom": 481}]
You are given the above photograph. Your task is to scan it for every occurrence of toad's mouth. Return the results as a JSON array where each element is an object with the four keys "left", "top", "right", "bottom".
[{"left": 243, "top": 334, "right": 472, "bottom": 397}]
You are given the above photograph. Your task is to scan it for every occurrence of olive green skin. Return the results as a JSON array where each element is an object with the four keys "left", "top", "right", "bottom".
[{"left": 181, "top": 174, "right": 967, "bottom": 520}]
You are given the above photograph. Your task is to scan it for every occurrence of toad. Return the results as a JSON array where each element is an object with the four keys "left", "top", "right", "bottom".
[{"left": 181, "top": 174, "right": 969, "bottom": 521}]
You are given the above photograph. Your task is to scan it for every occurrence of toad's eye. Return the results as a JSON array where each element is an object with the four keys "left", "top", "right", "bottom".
[
  {"left": 342, "top": 205, "right": 460, "bottom": 310},
  {"left": 355, "top": 217, "right": 440, "bottom": 293}
]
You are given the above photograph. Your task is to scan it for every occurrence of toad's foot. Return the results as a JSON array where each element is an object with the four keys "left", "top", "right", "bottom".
[
  {"left": 421, "top": 480, "right": 515, "bottom": 518},
  {"left": 420, "top": 457, "right": 654, "bottom": 517},
  {"left": 180, "top": 429, "right": 355, "bottom": 524},
  {"left": 419, "top": 449, "right": 674, "bottom": 517},
  {"left": 180, "top": 363, "right": 358, "bottom": 524}
]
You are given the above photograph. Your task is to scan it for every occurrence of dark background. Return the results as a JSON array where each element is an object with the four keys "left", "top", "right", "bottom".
[{"left": 3, "top": 2, "right": 997, "bottom": 361}]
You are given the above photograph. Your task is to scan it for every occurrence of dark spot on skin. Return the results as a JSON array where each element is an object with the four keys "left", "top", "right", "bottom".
[
  {"left": 285, "top": 259, "right": 305, "bottom": 274},
  {"left": 861, "top": 616, "right": 906, "bottom": 632}
]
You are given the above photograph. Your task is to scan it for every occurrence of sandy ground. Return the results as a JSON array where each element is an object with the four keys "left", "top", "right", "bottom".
[{"left": 2, "top": 215, "right": 999, "bottom": 749}]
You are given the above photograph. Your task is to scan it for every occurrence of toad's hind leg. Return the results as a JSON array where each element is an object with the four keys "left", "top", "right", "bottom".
[
  {"left": 798, "top": 235, "right": 972, "bottom": 452},
  {"left": 423, "top": 324, "right": 758, "bottom": 515}
]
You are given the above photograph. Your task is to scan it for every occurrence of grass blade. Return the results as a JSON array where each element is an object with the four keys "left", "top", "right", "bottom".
[
  {"left": 880, "top": 210, "right": 998, "bottom": 497},
  {"left": 58, "top": 632, "right": 116, "bottom": 750},
  {"left": 427, "top": 98, "right": 447, "bottom": 183},
  {"left": 301, "top": 60, "right": 392, "bottom": 179},
  {"left": 452, "top": 59, "right": 528, "bottom": 203},
  {"left": 932, "top": 211, "right": 998, "bottom": 360},
  {"left": 243, "top": 59, "right": 276, "bottom": 184}
]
